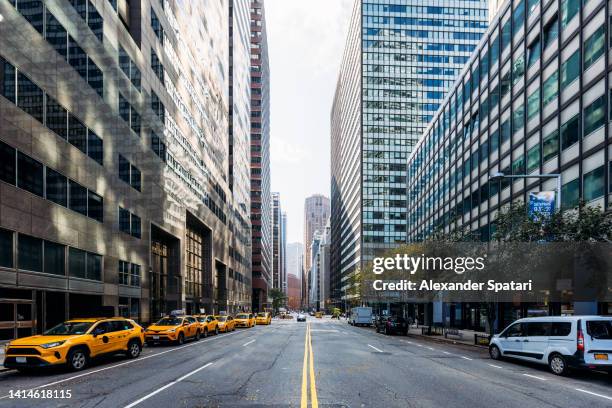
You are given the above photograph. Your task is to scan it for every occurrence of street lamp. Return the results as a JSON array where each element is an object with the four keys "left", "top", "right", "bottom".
[{"left": 489, "top": 172, "right": 562, "bottom": 212}]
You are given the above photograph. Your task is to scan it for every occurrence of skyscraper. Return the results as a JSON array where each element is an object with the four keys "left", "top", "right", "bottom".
[
  {"left": 250, "top": 0, "right": 273, "bottom": 312},
  {"left": 303, "top": 195, "right": 330, "bottom": 274},
  {"left": 0, "top": 0, "right": 253, "bottom": 338},
  {"left": 286, "top": 242, "right": 304, "bottom": 310},
  {"left": 271, "top": 192, "right": 284, "bottom": 292},
  {"left": 330, "top": 0, "right": 489, "bottom": 307}
]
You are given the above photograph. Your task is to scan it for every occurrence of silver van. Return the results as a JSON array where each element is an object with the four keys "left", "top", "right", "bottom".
[{"left": 489, "top": 316, "right": 612, "bottom": 375}]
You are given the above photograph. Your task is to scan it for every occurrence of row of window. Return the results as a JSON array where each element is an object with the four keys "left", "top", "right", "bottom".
[
  {"left": 1, "top": 56, "right": 103, "bottom": 166},
  {"left": 68, "top": 0, "right": 104, "bottom": 42},
  {"left": 119, "top": 45, "right": 142, "bottom": 92},
  {"left": 0, "top": 228, "right": 102, "bottom": 281},
  {"left": 10, "top": 0, "right": 104, "bottom": 97},
  {"left": 0, "top": 140, "right": 104, "bottom": 223},
  {"left": 118, "top": 260, "right": 141, "bottom": 287},
  {"left": 362, "top": 4, "right": 488, "bottom": 17}
]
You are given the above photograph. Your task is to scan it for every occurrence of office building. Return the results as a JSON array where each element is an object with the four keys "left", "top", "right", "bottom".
[
  {"left": 0, "top": 0, "right": 252, "bottom": 339},
  {"left": 250, "top": 0, "right": 273, "bottom": 312},
  {"left": 406, "top": 0, "right": 609, "bottom": 328},
  {"left": 303, "top": 194, "right": 329, "bottom": 297},
  {"left": 330, "top": 0, "right": 489, "bottom": 307},
  {"left": 285, "top": 242, "right": 303, "bottom": 308},
  {"left": 271, "top": 192, "right": 285, "bottom": 292}
]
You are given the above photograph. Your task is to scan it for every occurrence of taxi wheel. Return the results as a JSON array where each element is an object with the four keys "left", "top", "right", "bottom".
[
  {"left": 203, "top": 328, "right": 208, "bottom": 338},
  {"left": 126, "top": 340, "right": 141, "bottom": 358},
  {"left": 67, "top": 348, "right": 89, "bottom": 371},
  {"left": 214, "top": 326, "right": 219, "bottom": 335},
  {"left": 177, "top": 333, "right": 185, "bottom": 345},
  {"left": 195, "top": 330, "right": 201, "bottom": 341}
]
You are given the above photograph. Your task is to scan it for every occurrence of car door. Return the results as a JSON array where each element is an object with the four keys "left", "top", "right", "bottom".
[
  {"left": 89, "top": 321, "right": 114, "bottom": 356},
  {"left": 522, "top": 321, "right": 550, "bottom": 361},
  {"left": 498, "top": 322, "right": 525, "bottom": 358},
  {"left": 185, "top": 317, "right": 197, "bottom": 337},
  {"left": 206, "top": 316, "right": 214, "bottom": 332}
]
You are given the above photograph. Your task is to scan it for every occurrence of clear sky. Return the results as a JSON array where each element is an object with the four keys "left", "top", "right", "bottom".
[{"left": 266, "top": 0, "right": 353, "bottom": 244}]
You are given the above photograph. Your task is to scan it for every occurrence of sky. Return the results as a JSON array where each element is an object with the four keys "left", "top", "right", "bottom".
[{"left": 266, "top": 0, "right": 354, "bottom": 244}]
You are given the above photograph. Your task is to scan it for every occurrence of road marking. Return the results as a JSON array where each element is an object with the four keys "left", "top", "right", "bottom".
[
  {"left": 460, "top": 356, "right": 473, "bottom": 361},
  {"left": 308, "top": 323, "right": 319, "bottom": 408},
  {"left": 488, "top": 364, "right": 503, "bottom": 369},
  {"left": 426, "top": 347, "right": 435, "bottom": 351},
  {"left": 300, "top": 324, "right": 309, "bottom": 408},
  {"left": 575, "top": 388, "right": 612, "bottom": 401},
  {"left": 310, "top": 329, "right": 338, "bottom": 333},
  {"left": 124, "top": 362, "right": 213, "bottom": 408},
  {"left": 242, "top": 339, "right": 255, "bottom": 347},
  {"left": 442, "top": 351, "right": 451, "bottom": 355},
  {"left": 0, "top": 329, "right": 245, "bottom": 400},
  {"left": 522, "top": 373, "right": 547, "bottom": 381},
  {"left": 368, "top": 344, "right": 384, "bottom": 353}
]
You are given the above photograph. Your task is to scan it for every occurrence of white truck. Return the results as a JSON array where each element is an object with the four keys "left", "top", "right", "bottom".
[{"left": 350, "top": 307, "right": 373, "bottom": 327}]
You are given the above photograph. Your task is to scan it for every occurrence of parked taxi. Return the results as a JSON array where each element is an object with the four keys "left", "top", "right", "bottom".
[
  {"left": 3, "top": 317, "right": 144, "bottom": 372},
  {"left": 235, "top": 313, "right": 256, "bottom": 328},
  {"left": 256, "top": 312, "right": 272, "bottom": 325},
  {"left": 145, "top": 315, "right": 200, "bottom": 345},
  {"left": 194, "top": 315, "right": 219, "bottom": 337},
  {"left": 215, "top": 315, "right": 235, "bottom": 333}
]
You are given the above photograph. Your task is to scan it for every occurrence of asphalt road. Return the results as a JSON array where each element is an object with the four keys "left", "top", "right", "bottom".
[{"left": 0, "top": 317, "right": 611, "bottom": 407}]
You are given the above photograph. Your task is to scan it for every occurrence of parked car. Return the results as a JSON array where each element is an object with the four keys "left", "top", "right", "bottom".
[
  {"left": 215, "top": 315, "right": 235, "bottom": 333},
  {"left": 375, "top": 316, "right": 408, "bottom": 335},
  {"left": 194, "top": 315, "right": 219, "bottom": 337},
  {"left": 489, "top": 316, "right": 612, "bottom": 375},
  {"left": 235, "top": 313, "right": 256, "bottom": 328},
  {"left": 145, "top": 316, "right": 201, "bottom": 345},
  {"left": 349, "top": 307, "right": 373, "bottom": 326},
  {"left": 256, "top": 312, "right": 272, "bottom": 325},
  {"left": 297, "top": 314, "right": 306, "bottom": 322},
  {"left": 4, "top": 318, "right": 144, "bottom": 372}
]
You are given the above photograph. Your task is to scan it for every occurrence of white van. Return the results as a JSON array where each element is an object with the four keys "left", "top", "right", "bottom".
[
  {"left": 489, "top": 316, "right": 612, "bottom": 375},
  {"left": 350, "top": 307, "right": 372, "bottom": 327}
]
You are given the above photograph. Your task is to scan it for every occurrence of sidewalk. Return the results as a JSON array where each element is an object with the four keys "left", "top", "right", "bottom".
[{"left": 406, "top": 326, "right": 491, "bottom": 349}]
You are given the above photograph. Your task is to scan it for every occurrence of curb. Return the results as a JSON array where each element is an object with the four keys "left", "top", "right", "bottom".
[{"left": 406, "top": 333, "right": 489, "bottom": 350}]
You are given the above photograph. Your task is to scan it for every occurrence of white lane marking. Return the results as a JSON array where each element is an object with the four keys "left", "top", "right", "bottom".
[
  {"left": 368, "top": 344, "right": 384, "bottom": 353},
  {"left": 460, "top": 356, "right": 473, "bottom": 361},
  {"left": 522, "top": 373, "right": 547, "bottom": 381},
  {"left": 0, "top": 330, "right": 245, "bottom": 400},
  {"left": 426, "top": 347, "right": 435, "bottom": 351},
  {"left": 488, "top": 363, "right": 503, "bottom": 369},
  {"left": 310, "top": 329, "right": 338, "bottom": 333},
  {"left": 124, "top": 362, "right": 213, "bottom": 408},
  {"left": 416, "top": 344, "right": 424, "bottom": 348},
  {"left": 575, "top": 388, "right": 612, "bottom": 401},
  {"left": 242, "top": 339, "right": 255, "bottom": 347},
  {"left": 442, "top": 351, "right": 451, "bottom": 355}
]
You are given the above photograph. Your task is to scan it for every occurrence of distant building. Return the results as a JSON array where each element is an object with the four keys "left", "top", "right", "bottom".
[
  {"left": 286, "top": 274, "right": 302, "bottom": 310},
  {"left": 303, "top": 194, "right": 329, "bottom": 303},
  {"left": 286, "top": 242, "right": 303, "bottom": 309},
  {"left": 271, "top": 193, "right": 285, "bottom": 294}
]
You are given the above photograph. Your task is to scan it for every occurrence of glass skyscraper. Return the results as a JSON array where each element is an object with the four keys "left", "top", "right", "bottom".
[{"left": 331, "top": 0, "right": 490, "bottom": 306}]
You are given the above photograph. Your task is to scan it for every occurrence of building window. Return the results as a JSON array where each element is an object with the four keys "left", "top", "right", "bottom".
[
  {"left": 561, "top": 0, "right": 580, "bottom": 27},
  {"left": 512, "top": 155, "right": 525, "bottom": 175},
  {"left": 44, "top": 240, "right": 65, "bottom": 276},
  {"left": 119, "top": 207, "right": 131, "bottom": 234},
  {"left": 542, "top": 129, "right": 559, "bottom": 162},
  {"left": 87, "top": 190, "right": 104, "bottom": 222},
  {"left": 501, "top": 119, "right": 511, "bottom": 143},
  {"left": 527, "top": 90, "right": 540, "bottom": 120},
  {"left": 501, "top": 19, "right": 512, "bottom": 50},
  {"left": 151, "top": 91, "right": 165, "bottom": 123},
  {"left": 69, "top": 180, "right": 88, "bottom": 216},
  {"left": 119, "top": 93, "right": 141, "bottom": 135},
  {"left": 69, "top": 248, "right": 101, "bottom": 281},
  {"left": 583, "top": 95, "right": 606, "bottom": 136},
  {"left": 543, "top": 15, "right": 558, "bottom": 49},
  {"left": 0, "top": 229, "right": 13, "bottom": 268},
  {"left": 542, "top": 72, "right": 558, "bottom": 106},
  {"left": 513, "top": 0, "right": 525, "bottom": 32},
  {"left": 561, "top": 178, "right": 580, "bottom": 209},
  {"left": 119, "top": 260, "right": 129, "bottom": 285},
  {"left": 560, "top": 114, "right": 580, "bottom": 150},
  {"left": 46, "top": 168, "right": 68, "bottom": 207},
  {"left": 584, "top": 26, "right": 605, "bottom": 71},
  {"left": 130, "top": 263, "right": 140, "bottom": 287},
  {"left": 151, "top": 49, "right": 164, "bottom": 83},
  {"left": 526, "top": 144, "right": 540, "bottom": 173},
  {"left": 584, "top": 166, "right": 605, "bottom": 201},
  {"left": 119, "top": 155, "right": 130, "bottom": 183},
  {"left": 513, "top": 104, "right": 525, "bottom": 132},
  {"left": 527, "top": 37, "right": 541, "bottom": 67},
  {"left": 131, "top": 214, "right": 141, "bottom": 239},
  {"left": 68, "top": 115, "right": 87, "bottom": 154},
  {"left": 46, "top": 95, "right": 68, "bottom": 139},
  {"left": 561, "top": 50, "right": 580, "bottom": 88},
  {"left": 118, "top": 45, "right": 141, "bottom": 91},
  {"left": 17, "top": 72, "right": 44, "bottom": 123},
  {"left": 18, "top": 234, "right": 42, "bottom": 272},
  {"left": 17, "top": 152, "right": 43, "bottom": 197},
  {"left": 151, "top": 8, "right": 164, "bottom": 45},
  {"left": 512, "top": 54, "right": 525, "bottom": 84},
  {"left": 0, "top": 141, "right": 16, "bottom": 185},
  {"left": 151, "top": 132, "right": 167, "bottom": 161},
  {"left": 130, "top": 165, "right": 141, "bottom": 191}
]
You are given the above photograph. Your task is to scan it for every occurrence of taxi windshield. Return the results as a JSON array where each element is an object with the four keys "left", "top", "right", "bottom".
[
  {"left": 156, "top": 317, "right": 182, "bottom": 326},
  {"left": 236, "top": 314, "right": 248, "bottom": 319},
  {"left": 44, "top": 321, "right": 94, "bottom": 335},
  {"left": 257, "top": 313, "right": 266, "bottom": 317},
  {"left": 217, "top": 317, "right": 227, "bottom": 322}
]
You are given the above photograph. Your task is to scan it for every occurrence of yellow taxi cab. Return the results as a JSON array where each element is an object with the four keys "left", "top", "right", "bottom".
[
  {"left": 194, "top": 315, "right": 219, "bottom": 337},
  {"left": 235, "top": 313, "right": 256, "bottom": 328},
  {"left": 255, "top": 312, "right": 272, "bottom": 325},
  {"left": 315, "top": 311, "right": 323, "bottom": 318},
  {"left": 215, "top": 315, "right": 235, "bottom": 333},
  {"left": 3, "top": 317, "right": 144, "bottom": 372},
  {"left": 145, "top": 315, "right": 201, "bottom": 346}
]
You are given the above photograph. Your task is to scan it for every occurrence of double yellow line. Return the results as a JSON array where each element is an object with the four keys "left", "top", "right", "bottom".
[{"left": 301, "top": 323, "right": 318, "bottom": 408}]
